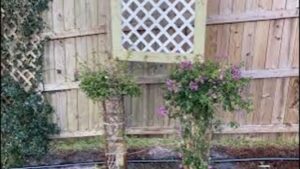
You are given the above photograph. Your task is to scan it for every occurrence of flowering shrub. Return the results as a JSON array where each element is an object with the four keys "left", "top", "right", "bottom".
[{"left": 159, "top": 60, "right": 252, "bottom": 169}]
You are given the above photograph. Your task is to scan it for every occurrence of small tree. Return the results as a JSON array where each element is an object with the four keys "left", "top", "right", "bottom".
[
  {"left": 79, "top": 58, "right": 140, "bottom": 169},
  {"left": 159, "top": 60, "right": 252, "bottom": 169}
]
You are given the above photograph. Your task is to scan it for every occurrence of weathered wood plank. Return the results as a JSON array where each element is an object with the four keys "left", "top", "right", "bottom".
[
  {"left": 65, "top": 37, "right": 78, "bottom": 132},
  {"left": 205, "top": 0, "right": 219, "bottom": 61},
  {"left": 241, "top": 68, "right": 299, "bottom": 78},
  {"left": 207, "top": 8, "right": 299, "bottom": 25},
  {"left": 63, "top": 0, "right": 78, "bottom": 132},
  {"left": 54, "top": 40, "right": 68, "bottom": 131},
  {"left": 230, "top": 0, "right": 247, "bottom": 124},
  {"left": 76, "top": 36, "right": 90, "bottom": 131},
  {"left": 215, "top": 0, "right": 232, "bottom": 63},
  {"left": 271, "top": 0, "right": 299, "bottom": 125},
  {"left": 284, "top": 78, "right": 299, "bottom": 124},
  {"left": 260, "top": 0, "right": 287, "bottom": 125},
  {"left": 80, "top": 0, "right": 97, "bottom": 132},
  {"left": 250, "top": 0, "right": 272, "bottom": 125},
  {"left": 217, "top": 124, "right": 299, "bottom": 134},
  {"left": 292, "top": 24, "right": 299, "bottom": 68}
]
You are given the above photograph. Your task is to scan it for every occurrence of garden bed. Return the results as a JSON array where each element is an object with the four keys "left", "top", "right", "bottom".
[{"left": 19, "top": 137, "right": 299, "bottom": 169}]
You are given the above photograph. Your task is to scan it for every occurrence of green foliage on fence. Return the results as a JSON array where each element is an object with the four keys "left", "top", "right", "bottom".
[
  {"left": 1, "top": 0, "right": 50, "bottom": 88},
  {"left": 1, "top": 75, "right": 59, "bottom": 168},
  {"left": 1, "top": 0, "right": 59, "bottom": 168}
]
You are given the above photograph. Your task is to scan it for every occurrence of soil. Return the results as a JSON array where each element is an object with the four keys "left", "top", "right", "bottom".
[
  {"left": 211, "top": 145, "right": 299, "bottom": 158},
  {"left": 210, "top": 146, "right": 299, "bottom": 169},
  {"left": 23, "top": 146, "right": 299, "bottom": 169},
  {"left": 235, "top": 161, "right": 299, "bottom": 169}
]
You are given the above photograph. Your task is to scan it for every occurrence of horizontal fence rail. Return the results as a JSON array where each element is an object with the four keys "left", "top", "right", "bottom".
[
  {"left": 50, "top": 124, "right": 299, "bottom": 138},
  {"left": 39, "top": 69, "right": 299, "bottom": 92}
]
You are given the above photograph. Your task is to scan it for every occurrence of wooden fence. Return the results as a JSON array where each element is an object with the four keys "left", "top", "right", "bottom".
[{"left": 41, "top": 0, "right": 299, "bottom": 138}]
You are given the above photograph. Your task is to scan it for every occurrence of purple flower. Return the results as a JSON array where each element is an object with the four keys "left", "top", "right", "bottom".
[
  {"left": 179, "top": 61, "right": 193, "bottom": 70},
  {"left": 208, "top": 166, "right": 216, "bottom": 169},
  {"left": 189, "top": 81, "right": 199, "bottom": 91},
  {"left": 156, "top": 106, "right": 168, "bottom": 117},
  {"left": 231, "top": 65, "right": 241, "bottom": 80},
  {"left": 166, "top": 79, "right": 180, "bottom": 93}
]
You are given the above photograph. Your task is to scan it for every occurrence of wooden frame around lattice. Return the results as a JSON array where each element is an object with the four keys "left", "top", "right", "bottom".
[{"left": 110, "top": 0, "right": 207, "bottom": 63}]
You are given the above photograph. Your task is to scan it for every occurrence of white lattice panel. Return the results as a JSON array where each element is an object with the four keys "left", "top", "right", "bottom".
[{"left": 121, "top": 0, "right": 196, "bottom": 54}]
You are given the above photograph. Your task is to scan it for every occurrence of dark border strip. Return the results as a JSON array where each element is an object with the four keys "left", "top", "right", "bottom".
[{"left": 12, "top": 157, "right": 299, "bottom": 169}]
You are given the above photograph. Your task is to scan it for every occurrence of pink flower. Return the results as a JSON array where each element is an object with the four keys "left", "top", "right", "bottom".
[
  {"left": 179, "top": 61, "right": 193, "bottom": 70},
  {"left": 189, "top": 81, "right": 199, "bottom": 91},
  {"left": 156, "top": 106, "right": 168, "bottom": 117},
  {"left": 166, "top": 79, "right": 180, "bottom": 93},
  {"left": 208, "top": 165, "right": 216, "bottom": 169},
  {"left": 231, "top": 65, "right": 241, "bottom": 80}
]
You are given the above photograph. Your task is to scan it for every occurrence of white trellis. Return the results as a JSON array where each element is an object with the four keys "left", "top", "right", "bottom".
[
  {"left": 111, "top": 0, "right": 207, "bottom": 63},
  {"left": 122, "top": 0, "right": 195, "bottom": 54}
]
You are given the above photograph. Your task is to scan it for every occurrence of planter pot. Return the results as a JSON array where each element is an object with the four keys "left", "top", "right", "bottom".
[{"left": 102, "top": 96, "right": 127, "bottom": 169}]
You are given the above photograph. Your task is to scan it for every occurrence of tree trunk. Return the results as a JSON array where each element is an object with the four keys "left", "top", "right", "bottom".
[
  {"left": 182, "top": 120, "right": 213, "bottom": 169},
  {"left": 102, "top": 96, "right": 127, "bottom": 169}
]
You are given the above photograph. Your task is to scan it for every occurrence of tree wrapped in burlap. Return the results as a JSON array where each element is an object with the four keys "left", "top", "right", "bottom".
[{"left": 79, "top": 58, "right": 140, "bottom": 169}]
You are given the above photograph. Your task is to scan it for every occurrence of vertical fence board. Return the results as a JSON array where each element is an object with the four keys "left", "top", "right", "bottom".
[
  {"left": 230, "top": 0, "right": 246, "bottom": 124},
  {"left": 65, "top": 38, "right": 78, "bottom": 131},
  {"left": 284, "top": 78, "right": 299, "bottom": 124},
  {"left": 64, "top": 0, "right": 78, "bottom": 132},
  {"left": 76, "top": 36, "right": 90, "bottom": 131},
  {"left": 216, "top": 0, "right": 234, "bottom": 123},
  {"left": 251, "top": 0, "right": 273, "bottom": 125},
  {"left": 205, "top": 0, "right": 219, "bottom": 61}
]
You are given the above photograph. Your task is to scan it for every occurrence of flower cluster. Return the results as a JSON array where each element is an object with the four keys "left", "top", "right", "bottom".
[
  {"left": 157, "top": 61, "right": 249, "bottom": 117},
  {"left": 179, "top": 60, "right": 193, "bottom": 70},
  {"left": 156, "top": 106, "right": 168, "bottom": 117},
  {"left": 166, "top": 79, "right": 180, "bottom": 93},
  {"left": 189, "top": 81, "right": 199, "bottom": 91},
  {"left": 231, "top": 65, "right": 242, "bottom": 80}
]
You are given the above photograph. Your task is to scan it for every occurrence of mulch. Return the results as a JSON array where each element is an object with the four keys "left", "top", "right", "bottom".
[{"left": 24, "top": 146, "right": 299, "bottom": 169}]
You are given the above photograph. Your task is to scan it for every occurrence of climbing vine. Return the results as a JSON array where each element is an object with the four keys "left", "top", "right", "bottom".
[
  {"left": 159, "top": 60, "right": 252, "bottom": 169},
  {"left": 1, "top": 0, "right": 50, "bottom": 87},
  {"left": 1, "top": 0, "right": 59, "bottom": 168}
]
